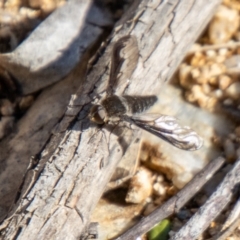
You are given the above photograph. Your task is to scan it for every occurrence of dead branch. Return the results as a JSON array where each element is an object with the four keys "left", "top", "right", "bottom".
[
  {"left": 171, "top": 158, "right": 240, "bottom": 240},
  {"left": 115, "top": 157, "right": 225, "bottom": 240}
]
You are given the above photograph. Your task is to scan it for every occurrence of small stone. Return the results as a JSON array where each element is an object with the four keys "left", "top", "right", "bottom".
[
  {"left": 0, "top": 116, "right": 14, "bottom": 139},
  {"left": 156, "top": 174, "right": 164, "bottom": 183},
  {"left": 198, "top": 96, "right": 218, "bottom": 110},
  {"left": 19, "top": 7, "right": 41, "bottom": 19},
  {"left": 236, "top": 147, "right": 240, "bottom": 158},
  {"left": 143, "top": 203, "right": 157, "bottom": 216},
  {"left": 224, "top": 55, "right": 240, "bottom": 69},
  {"left": 18, "top": 95, "right": 34, "bottom": 111},
  {"left": 206, "top": 50, "right": 217, "bottom": 58},
  {"left": 191, "top": 68, "right": 201, "bottom": 79},
  {"left": 172, "top": 172, "right": 193, "bottom": 189},
  {"left": 218, "top": 75, "right": 232, "bottom": 90},
  {"left": 208, "top": 221, "right": 222, "bottom": 236},
  {"left": 223, "top": 138, "right": 236, "bottom": 162},
  {"left": 208, "top": 5, "right": 239, "bottom": 44},
  {"left": 171, "top": 218, "right": 183, "bottom": 231},
  {"left": 125, "top": 167, "right": 153, "bottom": 204},
  {"left": 0, "top": 99, "right": 15, "bottom": 116},
  {"left": 153, "top": 182, "right": 166, "bottom": 196},
  {"left": 190, "top": 52, "right": 206, "bottom": 67},
  {"left": 225, "top": 82, "right": 240, "bottom": 100},
  {"left": 177, "top": 209, "right": 192, "bottom": 220},
  {"left": 235, "top": 127, "right": 240, "bottom": 137},
  {"left": 211, "top": 89, "right": 223, "bottom": 99},
  {"left": 168, "top": 231, "right": 176, "bottom": 238},
  {"left": 167, "top": 186, "right": 178, "bottom": 196},
  {"left": 189, "top": 44, "right": 201, "bottom": 52},
  {"left": 209, "top": 63, "right": 226, "bottom": 77},
  {"left": 195, "top": 76, "right": 208, "bottom": 85},
  {"left": 228, "top": 133, "right": 236, "bottom": 141},
  {"left": 208, "top": 77, "right": 218, "bottom": 86},
  {"left": 215, "top": 55, "right": 226, "bottom": 63},
  {"left": 179, "top": 64, "right": 193, "bottom": 89},
  {"left": 223, "top": 98, "right": 233, "bottom": 105},
  {"left": 218, "top": 48, "right": 228, "bottom": 56},
  {"left": 194, "top": 194, "right": 208, "bottom": 206},
  {"left": 202, "top": 84, "right": 212, "bottom": 94}
]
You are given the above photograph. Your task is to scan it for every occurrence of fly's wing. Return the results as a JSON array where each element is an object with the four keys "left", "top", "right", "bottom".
[
  {"left": 107, "top": 35, "right": 139, "bottom": 96},
  {"left": 129, "top": 114, "right": 203, "bottom": 151}
]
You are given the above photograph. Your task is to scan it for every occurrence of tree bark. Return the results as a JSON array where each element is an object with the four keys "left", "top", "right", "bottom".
[{"left": 0, "top": 0, "right": 221, "bottom": 239}]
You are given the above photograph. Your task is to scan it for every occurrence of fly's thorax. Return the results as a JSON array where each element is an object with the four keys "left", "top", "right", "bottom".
[
  {"left": 89, "top": 95, "right": 126, "bottom": 124},
  {"left": 101, "top": 95, "right": 127, "bottom": 117},
  {"left": 89, "top": 105, "right": 107, "bottom": 124}
]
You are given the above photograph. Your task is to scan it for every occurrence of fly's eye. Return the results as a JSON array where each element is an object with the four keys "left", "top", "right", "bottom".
[{"left": 89, "top": 105, "right": 106, "bottom": 124}]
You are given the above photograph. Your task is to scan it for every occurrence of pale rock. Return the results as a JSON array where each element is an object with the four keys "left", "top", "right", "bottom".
[
  {"left": 218, "top": 75, "right": 232, "bottom": 90},
  {"left": 0, "top": 99, "right": 15, "bottom": 116},
  {"left": 209, "top": 5, "right": 239, "bottom": 44},
  {"left": 224, "top": 55, "right": 240, "bottom": 69},
  {"left": 153, "top": 182, "right": 166, "bottom": 197},
  {"left": 225, "top": 82, "right": 240, "bottom": 100},
  {"left": 190, "top": 52, "right": 206, "bottom": 67},
  {"left": 18, "top": 95, "right": 34, "bottom": 111},
  {"left": 206, "top": 50, "right": 217, "bottom": 58},
  {"left": 0, "top": 116, "right": 14, "bottom": 139},
  {"left": 223, "top": 98, "right": 234, "bottom": 105},
  {"left": 143, "top": 202, "right": 157, "bottom": 216},
  {"left": 172, "top": 172, "right": 193, "bottom": 189},
  {"left": 218, "top": 48, "right": 228, "bottom": 56},
  {"left": 191, "top": 68, "right": 201, "bottom": 79},
  {"left": 236, "top": 147, "right": 240, "bottom": 158},
  {"left": 202, "top": 83, "right": 212, "bottom": 94},
  {"left": 223, "top": 138, "right": 236, "bottom": 161},
  {"left": 235, "top": 126, "right": 240, "bottom": 137},
  {"left": 178, "top": 64, "right": 193, "bottom": 89},
  {"left": 211, "top": 89, "right": 223, "bottom": 99},
  {"left": 125, "top": 167, "right": 153, "bottom": 204}
]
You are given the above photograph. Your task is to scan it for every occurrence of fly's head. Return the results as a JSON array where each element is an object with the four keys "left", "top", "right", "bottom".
[{"left": 89, "top": 105, "right": 108, "bottom": 124}]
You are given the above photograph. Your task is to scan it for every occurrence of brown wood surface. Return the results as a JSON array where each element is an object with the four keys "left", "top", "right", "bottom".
[{"left": 0, "top": 0, "right": 221, "bottom": 239}]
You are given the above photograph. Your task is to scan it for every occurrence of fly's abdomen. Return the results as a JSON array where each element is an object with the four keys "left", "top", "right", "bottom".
[{"left": 122, "top": 95, "right": 158, "bottom": 114}]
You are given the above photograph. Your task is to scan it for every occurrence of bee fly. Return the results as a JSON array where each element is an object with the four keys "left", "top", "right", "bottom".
[{"left": 89, "top": 36, "right": 203, "bottom": 151}]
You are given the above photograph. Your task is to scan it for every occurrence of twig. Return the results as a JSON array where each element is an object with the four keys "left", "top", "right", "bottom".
[
  {"left": 188, "top": 41, "right": 240, "bottom": 55},
  {"left": 171, "top": 158, "right": 240, "bottom": 240},
  {"left": 210, "top": 195, "right": 240, "bottom": 240},
  {"left": 115, "top": 157, "right": 225, "bottom": 240}
]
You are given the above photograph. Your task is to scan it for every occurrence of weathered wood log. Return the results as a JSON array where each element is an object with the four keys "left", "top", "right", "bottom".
[
  {"left": 0, "top": 0, "right": 221, "bottom": 239},
  {"left": 0, "top": 0, "right": 112, "bottom": 223}
]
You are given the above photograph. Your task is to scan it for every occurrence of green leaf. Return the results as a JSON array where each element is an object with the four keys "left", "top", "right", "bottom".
[{"left": 147, "top": 219, "right": 172, "bottom": 240}]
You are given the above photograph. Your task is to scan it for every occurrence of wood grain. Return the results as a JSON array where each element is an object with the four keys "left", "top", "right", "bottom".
[{"left": 0, "top": 0, "right": 222, "bottom": 239}]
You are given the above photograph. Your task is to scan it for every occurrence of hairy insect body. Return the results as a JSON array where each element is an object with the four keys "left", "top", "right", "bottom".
[
  {"left": 90, "top": 95, "right": 157, "bottom": 124},
  {"left": 102, "top": 95, "right": 158, "bottom": 117}
]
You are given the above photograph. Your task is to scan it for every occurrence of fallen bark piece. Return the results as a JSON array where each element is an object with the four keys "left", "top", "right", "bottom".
[
  {"left": 115, "top": 157, "right": 225, "bottom": 240},
  {"left": 210, "top": 195, "right": 240, "bottom": 240},
  {"left": 171, "top": 158, "right": 240, "bottom": 240}
]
